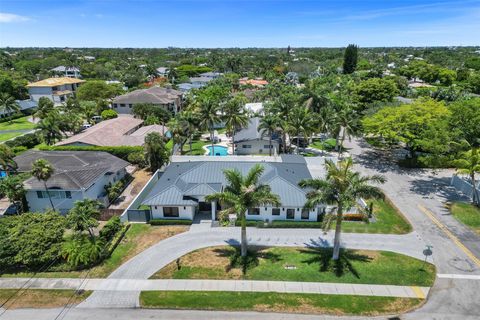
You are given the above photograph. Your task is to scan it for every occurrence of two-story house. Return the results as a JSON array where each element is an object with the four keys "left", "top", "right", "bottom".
[{"left": 26, "top": 77, "right": 85, "bottom": 106}]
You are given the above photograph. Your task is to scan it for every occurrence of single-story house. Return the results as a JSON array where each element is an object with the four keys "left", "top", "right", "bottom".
[
  {"left": 112, "top": 86, "right": 183, "bottom": 114},
  {"left": 0, "top": 100, "right": 37, "bottom": 119},
  {"left": 137, "top": 155, "right": 326, "bottom": 222},
  {"left": 234, "top": 117, "right": 280, "bottom": 155},
  {"left": 189, "top": 76, "right": 213, "bottom": 88},
  {"left": 15, "top": 150, "right": 129, "bottom": 213},
  {"left": 55, "top": 115, "right": 169, "bottom": 147}
]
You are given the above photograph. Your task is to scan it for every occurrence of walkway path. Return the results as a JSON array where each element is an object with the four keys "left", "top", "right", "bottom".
[{"left": 0, "top": 278, "right": 430, "bottom": 299}]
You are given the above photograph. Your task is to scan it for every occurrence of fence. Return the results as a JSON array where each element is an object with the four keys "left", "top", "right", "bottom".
[{"left": 451, "top": 175, "right": 480, "bottom": 202}]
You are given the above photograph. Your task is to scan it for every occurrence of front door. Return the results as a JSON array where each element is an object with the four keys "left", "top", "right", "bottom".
[{"left": 199, "top": 202, "right": 212, "bottom": 212}]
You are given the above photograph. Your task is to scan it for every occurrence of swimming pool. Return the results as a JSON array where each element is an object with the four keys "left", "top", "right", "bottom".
[{"left": 206, "top": 145, "right": 228, "bottom": 156}]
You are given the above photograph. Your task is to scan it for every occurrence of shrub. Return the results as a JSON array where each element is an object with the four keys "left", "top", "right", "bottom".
[
  {"left": 105, "top": 180, "right": 125, "bottom": 202},
  {"left": 343, "top": 213, "right": 366, "bottom": 221},
  {"left": 5, "top": 132, "right": 40, "bottom": 149},
  {"left": 128, "top": 151, "right": 147, "bottom": 167},
  {"left": 269, "top": 221, "right": 324, "bottom": 228},
  {"left": 234, "top": 220, "right": 260, "bottom": 227},
  {"left": 149, "top": 219, "right": 192, "bottom": 226},
  {"left": 11, "top": 146, "right": 28, "bottom": 155},
  {"left": 99, "top": 216, "right": 122, "bottom": 243},
  {"left": 62, "top": 235, "right": 105, "bottom": 268},
  {"left": 101, "top": 109, "right": 118, "bottom": 120}
]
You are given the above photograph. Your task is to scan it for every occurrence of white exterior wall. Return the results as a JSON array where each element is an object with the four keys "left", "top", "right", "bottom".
[
  {"left": 25, "top": 168, "right": 126, "bottom": 214},
  {"left": 245, "top": 206, "right": 320, "bottom": 222},
  {"left": 236, "top": 140, "right": 279, "bottom": 155},
  {"left": 112, "top": 102, "right": 178, "bottom": 115},
  {"left": 29, "top": 83, "right": 79, "bottom": 105},
  {"left": 26, "top": 190, "right": 84, "bottom": 214},
  {"left": 151, "top": 205, "right": 195, "bottom": 220}
]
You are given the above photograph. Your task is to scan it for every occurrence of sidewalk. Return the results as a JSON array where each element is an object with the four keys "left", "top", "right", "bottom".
[{"left": 0, "top": 278, "right": 429, "bottom": 299}]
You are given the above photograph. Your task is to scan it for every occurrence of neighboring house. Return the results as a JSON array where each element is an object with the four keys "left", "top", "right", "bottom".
[
  {"left": 56, "top": 115, "right": 169, "bottom": 147},
  {"left": 112, "top": 86, "right": 183, "bottom": 114},
  {"left": 15, "top": 150, "right": 129, "bottom": 213},
  {"left": 189, "top": 76, "right": 213, "bottom": 88},
  {"left": 156, "top": 67, "right": 169, "bottom": 77},
  {"left": 134, "top": 155, "right": 326, "bottom": 222},
  {"left": 51, "top": 66, "right": 81, "bottom": 78},
  {"left": 239, "top": 78, "right": 269, "bottom": 87},
  {"left": 26, "top": 77, "right": 85, "bottom": 106},
  {"left": 0, "top": 100, "right": 37, "bottom": 119},
  {"left": 177, "top": 83, "right": 199, "bottom": 92},
  {"left": 245, "top": 102, "right": 264, "bottom": 115},
  {"left": 199, "top": 72, "right": 222, "bottom": 79},
  {"left": 234, "top": 117, "right": 280, "bottom": 155}
]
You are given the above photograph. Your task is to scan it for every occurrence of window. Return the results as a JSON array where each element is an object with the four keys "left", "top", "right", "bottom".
[
  {"left": 242, "top": 145, "right": 252, "bottom": 149},
  {"left": 36, "top": 190, "right": 71, "bottom": 199},
  {"left": 264, "top": 145, "right": 272, "bottom": 149},
  {"left": 248, "top": 208, "right": 260, "bottom": 215},
  {"left": 301, "top": 209, "right": 310, "bottom": 219},
  {"left": 272, "top": 208, "right": 280, "bottom": 216},
  {"left": 286, "top": 209, "right": 295, "bottom": 219},
  {"left": 129, "top": 104, "right": 133, "bottom": 108},
  {"left": 113, "top": 104, "right": 118, "bottom": 108},
  {"left": 65, "top": 191, "right": 72, "bottom": 199},
  {"left": 163, "top": 207, "right": 179, "bottom": 217},
  {"left": 120, "top": 104, "right": 126, "bottom": 107}
]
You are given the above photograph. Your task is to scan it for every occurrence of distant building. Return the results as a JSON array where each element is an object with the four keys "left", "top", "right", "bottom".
[
  {"left": 239, "top": 78, "right": 269, "bottom": 87},
  {"left": 15, "top": 150, "right": 129, "bottom": 213},
  {"left": 199, "top": 71, "right": 222, "bottom": 79},
  {"left": 51, "top": 66, "right": 81, "bottom": 78},
  {"left": 156, "top": 67, "right": 169, "bottom": 77},
  {"left": 56, "top": 115, "right": 169, "bottom": 147},
  {"left": 234, "top": 117, "right": 280, "bottom": 155},
  {"left": 189, "top": 76, "right": 213, "bottom": 88},
  {"left": 244, "top": 102, "right": 264, "bottom": 115},
  {"left": 112, "top": 86, "right": 183, "bottom": 114},
  {"left": 82, "top": 56, "right": 96, "bottom": 61},
  {"left": 26, "top": 77, "right": 85, "bottom": 106}
]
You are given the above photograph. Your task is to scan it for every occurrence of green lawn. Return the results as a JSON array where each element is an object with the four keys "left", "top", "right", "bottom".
[
  {"left": 0, "top": 132, "right": 24, "bottom": 142},
  {"left": 152, "top": 246, "right": 435, "bottom": 287},
  {"left": 140, "top": 291, "right": 422, "bottom": 316},
  {"left": 450, "top": 202, "right": 480, "bottom": 234},
  {"left": 309, "top": 138, "right": 337, "bottom": 151},
  {"left": 182, "top": 140, "right": 209, "bottom": 155},
  {"left": 0, "top": 289, "right": 91, "bottom": 309},
  {"left": 340, "top": 198, "right": 412, "bottom": 234},
  {"left": 0, "top": 116, "right": 35, "bottom": 131},
  {"left": 0, "top": 224, "right": 188, "bottom": 279}
]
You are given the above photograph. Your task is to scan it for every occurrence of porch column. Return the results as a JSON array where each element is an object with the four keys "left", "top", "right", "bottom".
[{"left": 211, "top": 201, "right": 216, "bottom": 221}]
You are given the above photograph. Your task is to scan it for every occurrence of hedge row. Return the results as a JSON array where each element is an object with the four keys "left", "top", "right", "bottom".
[
  {"left": 235, "top": 220, "right": 324, "bottom": 228},
  {"left": 149, "top": 219, "right": 192, "bottom": 226},
  {"left": 4, "top": 132, "right": 40, "bottom": 149},
  {"left": 38, "top": 145, "right": 143, "bottom": 161}
]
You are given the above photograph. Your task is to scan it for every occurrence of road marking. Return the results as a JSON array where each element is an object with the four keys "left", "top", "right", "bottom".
[
  {"left": 410, "top": 286, "right": 426, "bottom": 299},
  {"left": 418, "top": 205, "right": 480, "bottom": 268},
  {"left": 437, "top": 274, "right": 480, "bottom": 280}
]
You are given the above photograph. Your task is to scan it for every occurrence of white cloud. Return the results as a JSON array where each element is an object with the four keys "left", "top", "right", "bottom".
[{"left": 0, "top": 12, "right": 31, "bottom": 23}]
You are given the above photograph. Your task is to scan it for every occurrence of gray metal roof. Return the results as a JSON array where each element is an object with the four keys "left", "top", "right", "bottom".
[
  {"left": 142, "top": 156, "right": 312, "bottom": 207},
  {"left": 15, "top": 150, "right": 129, "bottom": 191}
]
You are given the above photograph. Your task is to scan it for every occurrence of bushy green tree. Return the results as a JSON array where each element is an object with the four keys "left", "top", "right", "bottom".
[
  {"left": 66, "top": 199, "right": 102, "bottom": 238},
  {"left": 354, "top": 78, "right": 398, "bottom": 107},
  {"left": 144, "top": 132, "right": 169, "bottom": 171},
  {"left": 101, "top": 109, "right": 118, "bottom": 120}
]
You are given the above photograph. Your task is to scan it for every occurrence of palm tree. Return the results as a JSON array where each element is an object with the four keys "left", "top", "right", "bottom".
[
  {"left": 36, "top": 112, "right": 63, "bottom": 145},
  {"left": 66, "top": 199, "right": 101, "bottom": 238},
  {"left": 0, "top": 144, "right": 17, "bottom": 176},
  {"left": 223, "top": 95, "right": 249, "bottom": 155},
  {"left": 206, "top": 164, "right": 281, "bottom": 257},
  {"left": 0, "top": 93, "right": 20, "bottom": 122},
  {"left": 299, "top": 158, "right": 385, "bottom": 260},
  {"left": 167, "top": 117, "right": 188, "bottom": 155},
  {"left": 258, "top": 114, "right": 280, "bottom": 156},
  {"left": 333, "top": 106, "right": 358, "bottom": 154},
  {"left": 144, "top": 132, "right": 169, "bottom": 171},
  {"left": 289, "top": 106, "right": 315, "bottom": 154},
  {"left": 34, "top": 97, "right": 54, "bottom": 120},
  {"left": 453, "top": 148, "right": 480, "bottom": 206},
  {"left": 31, "top": 159, "right": 55, "bottom": 210},
  {"left": 181, "top": 111, "right": 199, "bottom": 155},
  {"left": 197, "top": 98, "right": 221, "bottom": 156}
]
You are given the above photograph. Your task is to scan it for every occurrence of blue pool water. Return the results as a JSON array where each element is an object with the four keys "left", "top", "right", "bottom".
[{"left": 207, "top": 145, "right": 228, "bottom": 156}]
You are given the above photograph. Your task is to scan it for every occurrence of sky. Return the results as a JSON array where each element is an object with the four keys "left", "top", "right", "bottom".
[{"left": 0, "top": 0, "right": 479, "bottom": 48}]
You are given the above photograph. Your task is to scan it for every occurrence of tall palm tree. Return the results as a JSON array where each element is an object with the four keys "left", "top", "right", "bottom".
[
  {"left": 299, "top": 158, "right": 385, "bottom": 260},
  {"left": 206, "top": 164, "right": 281, "bottom": 257},
  {"left": 36, "top": 112, "right": 63, "bottom": 145},
  {"left": 0, "top": 93, "right": 20, "bottom": 122},
  {"left": 167, "top": 117, "right": 188, "bottom": 155},
  {"left": 197, "top": 98, "right": 221, "bottom": 156},
  {"left": 289, "top": 106, "right": 315, "bottom": 154},
  {"left": 333, "top": 106, "right": 358, "bottom": 154},
  {"left": 144, "top": 132, "right": 169, "bottom": 171},
  {"left": 181, "top": 110, "right": 199, "bottom": 155},
  {"left": 453, "top": 148, "right": 480, "bottom": 206},
  {"left": 0, "top": 144, "right": 17, "bottom": 176},
  {"left": 31, "top": 159, "right": 55, "bottom": 211},
  {"left": 223, "top": 95, "right": 249, "bottom": 155},
  {"left": 34, "top": 97, "right": 54, "bottom": 120},
  {"left": 258, "top": 114, "right": 280, "bottom": 156}
]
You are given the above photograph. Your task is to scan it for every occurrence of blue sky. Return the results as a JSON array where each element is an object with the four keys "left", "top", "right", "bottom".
[{"left": 0, "top": 0, "right": 479, "bottom": 47}]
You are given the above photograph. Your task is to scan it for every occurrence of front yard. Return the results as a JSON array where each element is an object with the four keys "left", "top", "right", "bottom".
[
  {"left": 140, "top": 291, "right": 422, "bottom": 316},
  {"left": 0, "top": 224, "right": 188, "bottom": 279},
  {"left": 0, "top": 116, "right": 35, "bottom": 131},
  {"left": 0, "top": 289, "right": 91, "bottom": 309},
  {"left": 449, "top": 202, "right": 480, "bottom": 234},
  {"left": 151, "top": 246, "right": 435, "bottom": 287}
]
